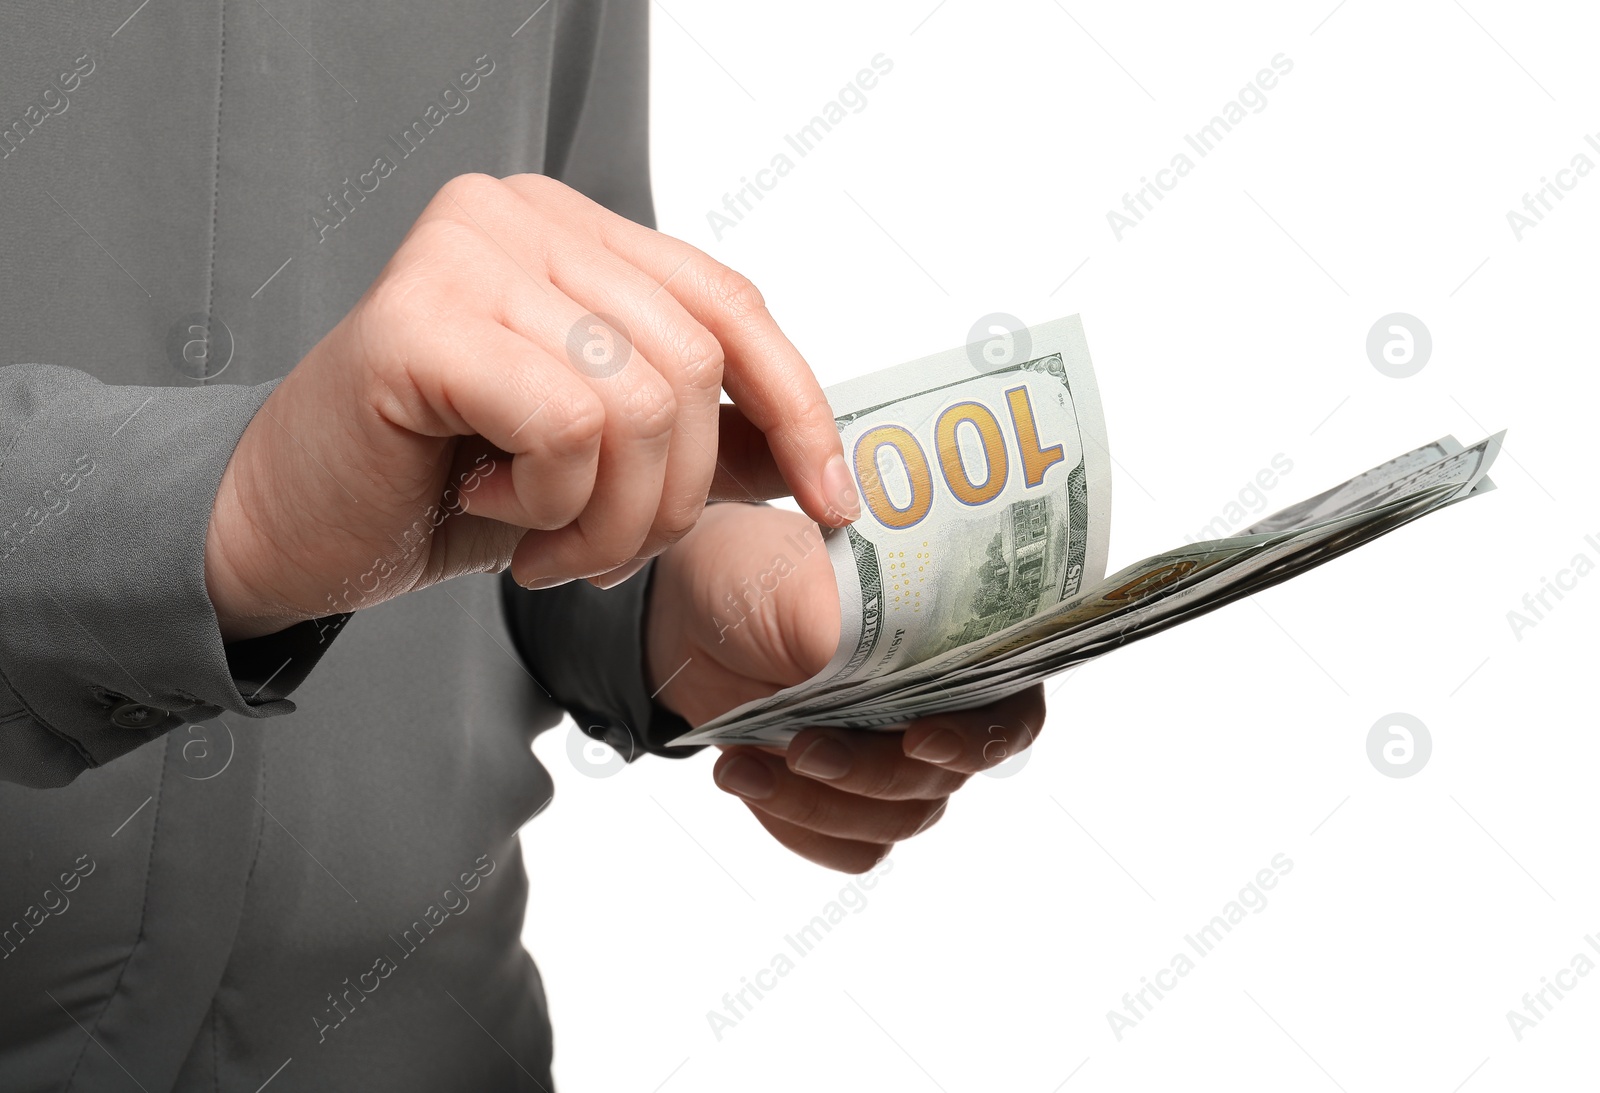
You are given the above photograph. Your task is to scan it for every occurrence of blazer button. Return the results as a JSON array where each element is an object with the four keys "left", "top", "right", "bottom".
[{"left": 110, "top": 701, "right": 167, "bottom": 729}]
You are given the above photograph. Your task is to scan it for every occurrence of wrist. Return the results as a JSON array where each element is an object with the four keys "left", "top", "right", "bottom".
[{"left": 204, "top": 460, "right": 298, "bottom": 643}]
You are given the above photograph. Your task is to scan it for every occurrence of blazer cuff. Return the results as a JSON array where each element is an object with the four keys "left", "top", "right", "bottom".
[
  {"left": 0, "top": 366, "right": 348, "bottom": 787},
  {"left": 499, "top": 562, "right": 698, "bottom": 762}
]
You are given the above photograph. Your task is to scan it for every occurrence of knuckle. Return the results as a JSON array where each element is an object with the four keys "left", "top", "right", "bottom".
[
  {"left": 700, "top": 262, "right": 766, "bottom": 322},
  {"left": 359, "top": 271, "right": 449, "bottom": 345},
  {"left": 404, "top": 214, "right": 470, "bottom": 253},
  {"left": 502, "top": 171, "right": 549, "bottom": 191},
  {"left": 653, "top": 499, "right": 708, "bottom": 547},
  {"left": 542, "top": 391, "right": 606, "bottom": 456},
  {"left": 858, "top": 760, "right": 901, "bottom": 800},
  {"left": 786, "top": 782, "right": 829, "bottom": 833},
  {"left": 503, "top": 172, "right": 571, "bottom": 203},
  {"left": 619, "top": 375, "right": 677, "bottom": 438},
  {"left": 670, "top": 326, "right": 725, "bottom": 391},
  {"left": 375, "top": 221, "right": 487, "bottom": 320},
  {"left": 436, "top": 172, "right": 504, "bottom": 208},
  {"left": 408, "top": 222, "right": 477, "bottom": 271},
  {"left": 788, "top": 387, "right": 835, "bottom": 429},
  {"left": 362, "top": 268, "right": 428, "bottom": 324}
]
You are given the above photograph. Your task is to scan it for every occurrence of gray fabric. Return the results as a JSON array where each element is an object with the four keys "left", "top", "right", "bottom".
[{"left": 0, "top": 1, "right": 665, "bottom": 1089}]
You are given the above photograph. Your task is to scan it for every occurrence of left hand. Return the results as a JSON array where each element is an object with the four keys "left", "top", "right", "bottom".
[{"left": 647, "top": 503, "right": 1046, "bottom": 872}]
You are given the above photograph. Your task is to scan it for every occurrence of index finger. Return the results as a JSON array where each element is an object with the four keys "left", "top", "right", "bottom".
[
  {"left": 600, "top": 224, "right": 858, "bottom": 527},
  {"left": 707, "top": 404, "right": 786, "bottom": 503}
]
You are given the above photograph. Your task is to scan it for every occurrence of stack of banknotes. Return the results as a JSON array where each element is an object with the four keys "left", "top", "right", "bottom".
[{"left": 671, "top": 315, "right": 1503, "bottom": 747}]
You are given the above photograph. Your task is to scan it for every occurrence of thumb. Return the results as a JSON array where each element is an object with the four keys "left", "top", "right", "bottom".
[{"left": 759, "top": 513, "right": 842, "bottom": 683}]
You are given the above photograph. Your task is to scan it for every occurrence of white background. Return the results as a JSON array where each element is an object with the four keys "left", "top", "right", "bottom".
[{"left": 521, "top": 2, "right": 1600, "bottom": 1089}]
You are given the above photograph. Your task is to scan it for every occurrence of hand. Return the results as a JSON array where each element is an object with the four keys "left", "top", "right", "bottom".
[
  {"left": 204, "top": 173, "right": 861, "bottom": 642},
  {"left": 648, "top": 503, "right": 1046, "bottom": 872}
]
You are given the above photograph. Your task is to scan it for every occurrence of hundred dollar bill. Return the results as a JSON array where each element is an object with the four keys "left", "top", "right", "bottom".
[
  {"left": 705, "top": 486, "right": 1440, "bottom": 737},
  {"left": 666, "top": 313, "right": 1507, "bottom": 747},
  {"left": 684, "top": 434, "right": 1501, "bottom": 742},
  {"left": 680, "top": 315, "right": 1111, "bottom": 737},
  {"left": 808, "top": 442, "right": 1500, "bottom": 729},
  {"left": 1244, "top": 434, "right": 1494, "bottom": 536}
]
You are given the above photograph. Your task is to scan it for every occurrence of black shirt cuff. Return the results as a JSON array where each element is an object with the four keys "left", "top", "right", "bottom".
[{"left": 499, "top": 561, "right": 699, "bottom": 762}]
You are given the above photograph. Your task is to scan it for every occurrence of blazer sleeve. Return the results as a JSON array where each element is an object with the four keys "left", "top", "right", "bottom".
[{"left": 0, "top": 366, "right": 349, "bottom": 788}]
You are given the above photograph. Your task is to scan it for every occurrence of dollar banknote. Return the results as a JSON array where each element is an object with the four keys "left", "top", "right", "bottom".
[
  {"left": 801, "top": 442, "right": 1500, "bottom": 730},
  {"left": 668, "top": 317, "right": 1504, "bottom": 747}
]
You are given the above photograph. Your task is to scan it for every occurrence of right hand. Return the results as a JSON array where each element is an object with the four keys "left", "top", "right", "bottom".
[{"left": 203, "top": 173, "right": 860, "bottom": 642}]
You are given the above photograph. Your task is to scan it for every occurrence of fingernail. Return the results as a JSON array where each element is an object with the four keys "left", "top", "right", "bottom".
[
  {"left": 793, "top": 736, "right": 853, "bottom": 781},
  {"left": 715, "top": 755, "right": 776, "bottom": 800},
  {"left": 592, "top": 559, "right": 649, "bottom": 590},
  {"left": 524, "top": 576, "right": 575, "bottom": 591},
  {"left": 908, "top": 729, "right": 963, "bottom": 765},
  {"left": 822, "top": 454, "right": 860, "bottom": 525}
]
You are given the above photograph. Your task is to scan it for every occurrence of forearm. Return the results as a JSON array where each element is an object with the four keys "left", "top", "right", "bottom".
[{"left": 0, "top": 364, "right": 346, "bottom": 787}]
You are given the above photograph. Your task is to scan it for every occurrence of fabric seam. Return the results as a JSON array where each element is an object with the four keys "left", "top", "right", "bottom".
[
  {"left": 60, "top": 747, "right": 169, "bottom": 1091},
  {"left": 200, "top": 0, "right": 228, "bottom": 388},
  {"left": 0, "top": 623, "right": 95, "bottom": 770},
  {"left": 202, "top": 725, "right": 269, "bottom": 1089}
]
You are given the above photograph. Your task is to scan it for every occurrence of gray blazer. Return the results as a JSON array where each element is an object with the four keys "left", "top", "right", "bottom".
[{"left": 0, "top": 2, "right": 691, "bottom": 1089}]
